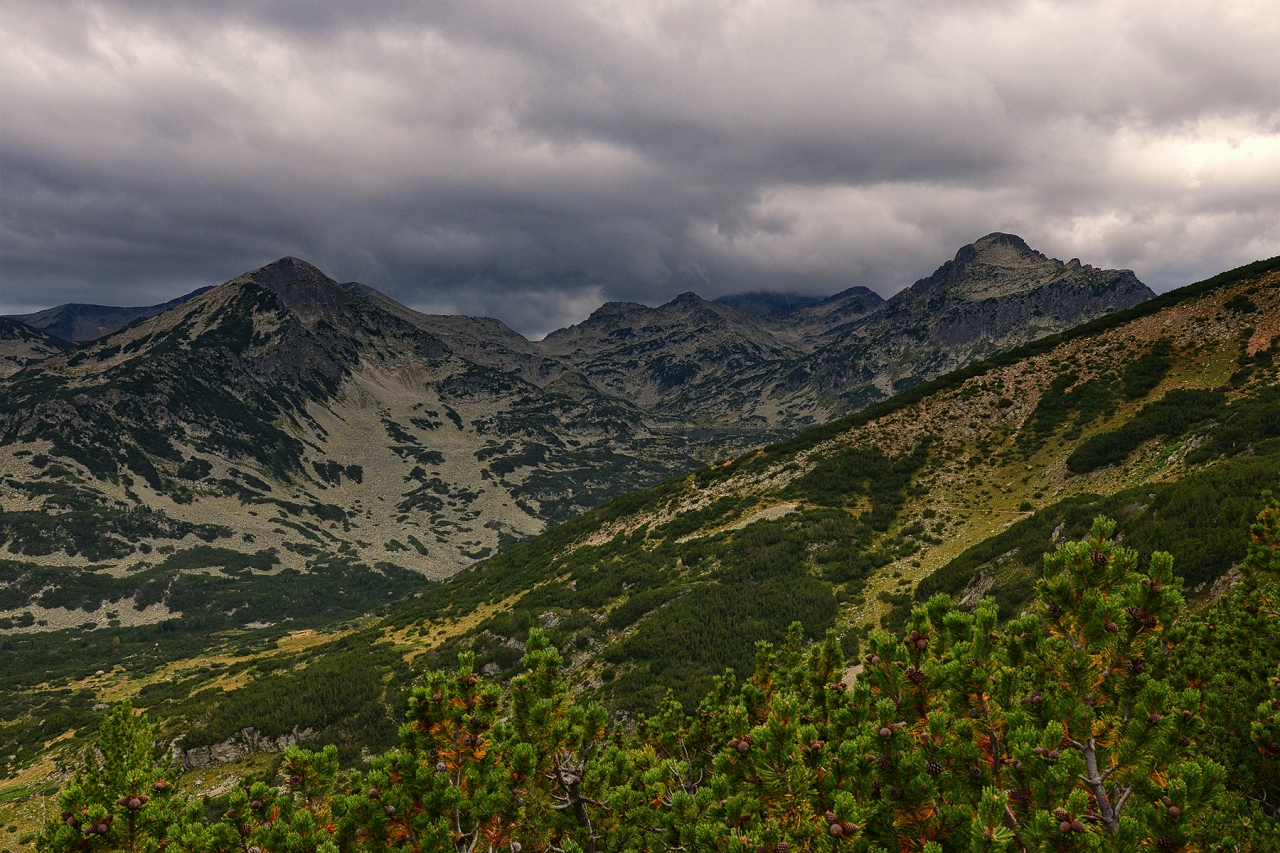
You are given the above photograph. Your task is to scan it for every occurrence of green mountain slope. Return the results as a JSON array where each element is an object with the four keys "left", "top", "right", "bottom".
[
  {"left": 387, "top": 254, "right": 1280, "bottom": 712},
  {"left": 0, "top": 253, "right": 1249, "bottom": 786},
  {"left": 0, "top": 318, "right": 72, "bottom": 379},
  {"left": 0, "top": 236, "right": 1151, "bottom": 647},
  {"left": 0, "top": 258, "right": 716, "bottom": 640}
]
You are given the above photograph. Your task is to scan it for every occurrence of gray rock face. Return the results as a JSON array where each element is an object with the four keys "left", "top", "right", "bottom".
[
  {"left": 800, "top": 233, "right": 1155, "bottom": 405},
  {"left": 495, "top": 232, "right": 1150, "bottom": 431},
  {"left": 538, "top": 292, "right": 806, "bottom": 422},
  {"left": 173, "top": 725, "right": 317, "bottom": 770},
  {"left": 883, "top": 233, "right": 1151, "bottom": 337},
  {"left": 755, "top": 285, "right": 887, "bottom": 350}
]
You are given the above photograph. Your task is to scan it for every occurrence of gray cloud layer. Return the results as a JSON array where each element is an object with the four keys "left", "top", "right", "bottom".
[{"left": 2, "top": 0, "right": 1278, "bottom": 336}]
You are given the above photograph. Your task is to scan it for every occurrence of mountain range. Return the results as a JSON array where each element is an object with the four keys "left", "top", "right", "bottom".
[
  {"left": 6, "top": 287, "right": 213, "bottom": 345},
  {"left": 0, "top": 243, "right": 1276, "bottom": 816},
  {"left": 416, "top": 253, "right": 1280, "bottom": 706},
  {"left": 0, "top": 235, "right": 1151, "bottom": 638}
]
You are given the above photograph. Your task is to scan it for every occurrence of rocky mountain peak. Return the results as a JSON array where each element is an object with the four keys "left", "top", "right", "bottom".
[
  {"left": 660, "top": 291, "right": 746, "bottom": 324},
  {"left": 762, "top": 285, "right": 886, "bottom": 349},
  {"left": 964, "top": 231, "right": 1039, "bottom": 261},
  {"left": 898, "top": 232, "right": 1145, "bottom": 305},
  {"left": 822, "top": 284, "right": 883, "bottom": 305},
  {"left": 226, "top": 257, "right": 359, "bottom": 329},
  {"left": 239, "top": 256, "right": 331, "bottom": 292},
  {"left": 542, "top": 293, "right": 738, "bottom": 353},
  {"left": 574, "top": 300, "right": 649, "bottom": 328},
  {"left": 668, "top": 292, "right": 738, "bottom": 319},
  {"left": 32, "top": 255, "right": 452, "bottom": 406}
]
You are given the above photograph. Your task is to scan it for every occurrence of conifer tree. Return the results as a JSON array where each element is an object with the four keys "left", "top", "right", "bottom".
[
  {"left": 346, "top": 649, "right": 512, "bottom": 851},
  {"left": 43, "top": 511, "right": 1280, "bottom": 852},
  {"left": 37, "top": 701, "right": 199, "bottom": 853},
  {"left": 499, "top": 628, "right": 609, "bottom": 851}
]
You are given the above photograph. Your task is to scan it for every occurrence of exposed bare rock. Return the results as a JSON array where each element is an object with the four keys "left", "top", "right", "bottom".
[
  {"left": 800, "top": 233, "right": 1154, "bottom": 406},
  {"left": 174, "top": 725, "right": 317, "bottom": 770}
]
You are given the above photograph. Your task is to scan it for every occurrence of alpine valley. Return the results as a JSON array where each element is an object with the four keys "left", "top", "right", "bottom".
[
  {"left": 0, "top": 233, "right": 1149, "bottom": 630},
  {"left": 3, "top": 239, "right": 1280, "bottom": 851}
]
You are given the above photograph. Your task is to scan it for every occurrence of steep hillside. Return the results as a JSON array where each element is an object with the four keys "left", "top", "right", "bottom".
[
  {"left": 0, "top": 318, "right": 72, "bottom": 378},
  {"left": 8, "top": 287, "right": 212, "bottom": 342},
  {"left": 0, "top": 258, "right": 710, "bottom": 640},
  {"left": 383, "top": 253, "right": 1278, "bottom": 713}
]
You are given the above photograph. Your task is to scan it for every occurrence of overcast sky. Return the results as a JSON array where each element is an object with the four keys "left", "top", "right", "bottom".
[{"left": 2, "top": 0, "right": 1278, "bottom": 337}]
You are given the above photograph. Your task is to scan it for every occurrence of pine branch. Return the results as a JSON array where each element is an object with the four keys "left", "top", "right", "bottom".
[{"left": 1075, "top": 737, "right": 1122, "bottom": 833}]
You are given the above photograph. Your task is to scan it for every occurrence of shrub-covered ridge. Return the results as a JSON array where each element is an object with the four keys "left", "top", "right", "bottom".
[{"left": 36, "top": 501, "right": 1280, "bottom": 852}]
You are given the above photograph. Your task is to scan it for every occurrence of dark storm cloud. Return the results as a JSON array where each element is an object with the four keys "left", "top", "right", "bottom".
[{"left": 2, "top": 0, "right": 1278, "bottom": 336}]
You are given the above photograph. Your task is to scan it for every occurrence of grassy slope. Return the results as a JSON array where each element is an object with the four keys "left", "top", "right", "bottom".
[
  {"left": 2, "top": 256, "right": 1278, "bottom": 813},
  {"left": 383, "top": 255, "right": 1280, "bottom": 706}
]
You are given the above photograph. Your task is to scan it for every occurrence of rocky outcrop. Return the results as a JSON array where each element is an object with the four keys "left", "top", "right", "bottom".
[
  {"left": 173, "top": 725, "right": 318, "bottom": 770},
  {"left": 801, "top": 233, "right": 1155, "bottom": 403}
]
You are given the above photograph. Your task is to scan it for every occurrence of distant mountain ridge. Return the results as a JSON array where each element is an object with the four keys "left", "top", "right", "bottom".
[
  {"left": 713, "top": 291, "right": 822, "bottom": 316},
  {"left": 518, "top": 233, "right": 1153, "bottom": 427},
  {"left": 798, "top": 233, "right": 1154, "bottom": 400},
  {"left": 7, "top": 286, "right": 212, "bottom": 342},
  {"left": 5, "top": 235, "right": 1151, "bottom": 429}
]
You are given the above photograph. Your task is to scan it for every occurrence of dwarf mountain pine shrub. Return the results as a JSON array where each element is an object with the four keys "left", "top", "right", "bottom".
[{"left": 40, "top": 503, "right": 1280, "bottom": 852}]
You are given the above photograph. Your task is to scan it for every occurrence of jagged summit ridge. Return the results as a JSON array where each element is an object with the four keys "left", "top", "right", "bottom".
[
  {"left": 233, "top": 256, "right": 343, "bottom": 304},
  {"left": 4, "top": 233, "right": 1155, "bottom": 446},
  {"left": 220, "top": 257, "right": 369, "bottom": 331},
  {"left": 900, "top": 232, "right": 1147, "bottom": 304},
  {"left": 239, "top": 256, "right": 327, "bottom": 286}
]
